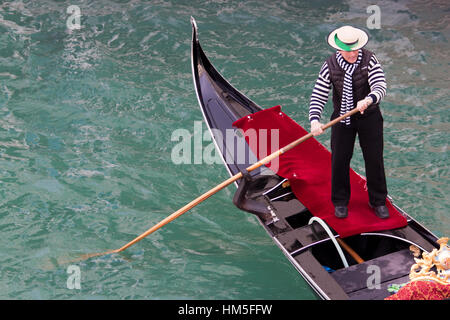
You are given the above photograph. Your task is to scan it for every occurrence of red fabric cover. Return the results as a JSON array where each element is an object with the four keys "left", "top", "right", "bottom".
[
  {"left": 385, "top": 281, "right": 450, "bottom": 300},
  {"left": 233, "top": 106, "right": 407, "bottom": 238}
]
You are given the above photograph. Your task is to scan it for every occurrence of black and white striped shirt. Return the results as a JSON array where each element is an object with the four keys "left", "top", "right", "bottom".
[{"left": 309, "top": 53, "right": 387, "bottom": 123}]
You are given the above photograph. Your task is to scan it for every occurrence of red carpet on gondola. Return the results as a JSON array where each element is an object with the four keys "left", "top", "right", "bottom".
[{"left": 233, "top": 105, "right": 407, "bottom": 238}]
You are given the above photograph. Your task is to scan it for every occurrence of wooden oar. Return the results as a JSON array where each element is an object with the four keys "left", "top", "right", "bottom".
[
  {"left": 80, "top": 107, "right": 361, "bottom": 260},
  {"left": 337, "top": 238, "right": 365, "bottom": 264}
]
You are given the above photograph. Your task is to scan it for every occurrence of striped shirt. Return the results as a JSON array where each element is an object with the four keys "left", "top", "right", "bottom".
[{"left": 309, "top": 53, "right": 387, "bottom": 123}]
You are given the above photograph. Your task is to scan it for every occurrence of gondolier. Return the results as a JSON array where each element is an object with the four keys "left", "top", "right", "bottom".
[{"left": 309, "top": 25, "right": 389, "bottom": 219}]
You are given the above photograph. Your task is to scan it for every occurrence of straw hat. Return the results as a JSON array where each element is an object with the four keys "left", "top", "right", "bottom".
[{"left": 327, "top": 26, "right": 369, "bottom": 51}]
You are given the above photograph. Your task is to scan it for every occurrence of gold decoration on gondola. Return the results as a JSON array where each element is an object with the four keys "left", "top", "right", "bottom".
[{"left": 409, "top": 237, "right": 450, "bottom": 286}]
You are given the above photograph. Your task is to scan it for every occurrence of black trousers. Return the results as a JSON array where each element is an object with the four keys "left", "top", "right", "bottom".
[{"left": 330, "top": 109, "right": 387, "bottom": 207}]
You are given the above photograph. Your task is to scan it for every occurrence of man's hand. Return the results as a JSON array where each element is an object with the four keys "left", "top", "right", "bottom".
[
  {"left": 356, "top": 97, "right": 373, "bottom": 114},
  {"left": 311, "top": 120, "right": 323, "bottom": 136}
]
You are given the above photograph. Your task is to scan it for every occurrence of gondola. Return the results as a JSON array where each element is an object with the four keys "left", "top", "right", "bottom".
[{"left": 190, "top": 17, "right": 439, "bottom": 300}]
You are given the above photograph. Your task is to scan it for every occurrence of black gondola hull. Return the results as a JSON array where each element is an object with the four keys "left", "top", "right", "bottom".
[{"left": 190, "top": 17, "right": 439, "bottom": 300}]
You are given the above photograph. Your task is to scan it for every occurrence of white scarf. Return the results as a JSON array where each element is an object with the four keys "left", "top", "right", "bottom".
[{"left": 336, "top": 50, "right": 363, "bottom": 125}]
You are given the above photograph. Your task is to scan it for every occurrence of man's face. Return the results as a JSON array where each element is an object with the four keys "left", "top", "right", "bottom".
[{"left": 339, "top": 49, "right": 359, "bottom": 63}]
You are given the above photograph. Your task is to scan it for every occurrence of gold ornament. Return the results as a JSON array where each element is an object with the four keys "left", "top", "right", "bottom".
[{"left": 409, "top": 237, "right": 449, "bottom": 286}]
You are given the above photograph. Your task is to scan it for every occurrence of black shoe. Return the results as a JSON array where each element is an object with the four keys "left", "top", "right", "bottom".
[
  {"left": 334, "top": 206, "right": 348, "bottom": 219},
  {"left": 369, "top": 203, "right": 389, "bottom": 219}
]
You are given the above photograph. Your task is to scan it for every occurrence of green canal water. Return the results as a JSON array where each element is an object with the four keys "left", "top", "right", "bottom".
[{"left": 0, "top": 0, "right": 448, "bottom": 299}]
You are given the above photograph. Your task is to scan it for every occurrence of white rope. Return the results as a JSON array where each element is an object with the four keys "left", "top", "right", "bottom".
[{"left": 308, "top": 217, "right": 349, "bottom": 268}]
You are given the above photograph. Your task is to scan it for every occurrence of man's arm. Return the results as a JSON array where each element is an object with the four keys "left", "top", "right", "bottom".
[
  {"left": 309, "top": 62, "right": 331, "bottom": 123},
  {"left": 357, "top": 54, "right": 387, "bottom": 114},
  {"left": 367, "top": 54, "right": 387, "bottom": 104}
]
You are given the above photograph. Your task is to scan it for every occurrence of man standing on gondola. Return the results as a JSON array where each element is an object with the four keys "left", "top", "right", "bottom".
[{"left": 308, "top": 26, "right": 389, "bottom": 220}]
